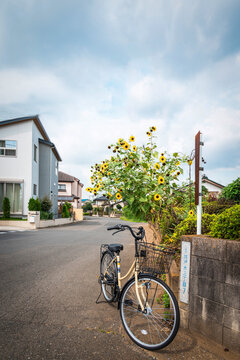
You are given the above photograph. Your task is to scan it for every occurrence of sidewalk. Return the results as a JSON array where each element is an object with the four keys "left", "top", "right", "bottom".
[{"left": 128, "top": 328, "right": 240, "bottom": 360}]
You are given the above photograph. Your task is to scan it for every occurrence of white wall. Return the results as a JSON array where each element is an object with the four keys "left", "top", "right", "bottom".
[
  {"left": 0, "top": 121, "right": 33, "bottom": 215},
  {"left": 203, "top": 181, "right": 223, "bottom": 193},
  {"left": 32, "top": 122, "right": 44, "bottom": 198}
]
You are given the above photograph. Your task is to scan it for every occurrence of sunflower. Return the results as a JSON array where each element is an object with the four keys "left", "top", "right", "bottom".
[
  {"left": 116, "top": 193, "right": 122, "bottom": 200},
  {"left": 123, "top": 143, "right": 130, "bottom": 150},
  {"left": 155, "top": 163, "right": 160, "bottom": 170},
  {"left": 108, "top": 145, "right": 111, "bottom": 149},
  {"left": 176, "top": 171, "right": 181, "bottom": 176},
  {"left": 189, "top": 210, "right": 194, "bottom": 216},
  {"left": 129, "top": 136, "right": 135, "bottom": 142},
  {"left": 119, "top": 188, "right": 123, "bottom": 192},
  {"left": 158, "top": 176, "right": 165, "bottom": 184},
  {"left": 160, "top": 156, "right": 166, "bottom": 163},
  {"left": 108, "top": 192, "right": 112, "bottom": 198},
  {"left": 86, "top": 187, "right": 91, "bottom": 192},
  {"left": 154, "top": 194, "right": 161, "bottom": 201},
  {"left": 176, "top": 161, "right": 181, "bottom": 166},
  {"left": 101, "top": 165, "right": 105, "bottom": 172},
  {"left": 151, "top": 126, "right": 156, "bottom": 131},
  {"left": 146, "top": 131, "right": 151, "bottom": 136},
  {"left": 187, "top": 160, "right": 193, "bottom": 166},
  {"left": 118, "top": 138, "right": 124, "bottom": 144},
  {"left": 133, "top": 146, "right": 137, "bottom": 151},
  {"left": 107, "top": 172, "right": 111, "bottom": 176}
]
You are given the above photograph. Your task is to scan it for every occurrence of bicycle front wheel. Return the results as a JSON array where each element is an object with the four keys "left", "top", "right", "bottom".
[
  {"left": 100, "top": 251, "right": 117, "bottom": 302},
  {"left": 120, "top": 275, "right": 180, "bottom": 350}
]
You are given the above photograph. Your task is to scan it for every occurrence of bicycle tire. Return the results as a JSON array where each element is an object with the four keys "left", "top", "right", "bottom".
[
  {"left": 119, "top": 274, "right": 180, "bottom": 350},
  {"left": 100, "top": 251, "right": 117, "bottom": 302}
]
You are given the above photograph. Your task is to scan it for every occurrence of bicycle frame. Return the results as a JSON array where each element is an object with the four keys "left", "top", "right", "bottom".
[{"left": 104, "top": 254, "right": 147, "bottom": 311}]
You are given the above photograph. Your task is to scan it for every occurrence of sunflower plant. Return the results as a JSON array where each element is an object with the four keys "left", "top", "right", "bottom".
[{"left": 87, "top": 126, "right": 189, "bottom": 242}]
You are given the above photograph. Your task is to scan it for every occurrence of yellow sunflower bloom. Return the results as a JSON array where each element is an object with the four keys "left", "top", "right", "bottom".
[
  {"left": 129, "top": 136, "right": 135, "bottom": 142},
  {"left": 189, "top": 210, "right": 194, "bottom": 216},
  {"left": 154, "top": 194, "right": 161, "bottom": 201},
  {"left": 176, "top": 171, "right": 181, "bottom": 176},
  {"left": 107, "top": 172, "right": 111, "bottom": 176},
  {"left": 108, "top": 192, "right": 112, "bottom": 198},
  {"left": 159, "top": 156, "right": 166, "bottom": 163},
  {"left": 123, "top": 143, "right": 130, "bottom": 150},
  {"left": 86, "top": 187, "right": 91, "bottom": 192},
  {"left": 146, "top": 131, "right": 151, "bottom": 136},
  {"left": 158, "top": 176, "right": 165, "bottom": 184},
  {"left": 176, "top": 161, "right": 181, "bottom": 166},
  {"left": 155, "top": 163, "right": 160, "bottom": 170},
  {"left": 116, "top": 193, "right": 122, "bottom": 200},
  {"left": 133, "top": 146, "right": 137, "bottom": 151},
  {"left": 118, "top": 138, "right": 124, "bottom": 144},
  {"left": 151, "top": 126, "right": 156, "bottom": 131},
  {"left": 187, "top": 160, "right": 193, "bottom": 166}
]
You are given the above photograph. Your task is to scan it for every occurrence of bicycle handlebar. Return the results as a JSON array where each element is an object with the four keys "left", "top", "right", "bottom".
[{"left": 107, "top": 224, "right": 145, "bottom": 240}]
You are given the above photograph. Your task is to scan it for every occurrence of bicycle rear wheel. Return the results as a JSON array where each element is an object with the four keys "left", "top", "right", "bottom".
[
  {"left": 100, "top": 251, "right": 117, "bottom": 302},
  {"left": 120, "top": 275, "right": 180, "bottom": 350}
]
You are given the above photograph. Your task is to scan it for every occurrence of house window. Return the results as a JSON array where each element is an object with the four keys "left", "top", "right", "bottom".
[
  {"left": 34, "top": 145, "right": 37, "bottom": 162},
  {"left": 58, "top": 184, "right": 66, "bottom": 192},
  {"left": 33, "top": 184, "right": 37, "bottom": 195},
  {"left": 0, "top": 140, "right": 17, "bottom": 157},
  {"left": 55, "top": 161, "right": 58, "bottom": 176},
  {"left": 0, "top": 182, "right": 23, "bottom": 213}
]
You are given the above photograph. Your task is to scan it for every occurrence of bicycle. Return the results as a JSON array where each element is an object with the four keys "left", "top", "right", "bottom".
[{"left": 98, "top": 223, "right": 180, "bottom": 351}]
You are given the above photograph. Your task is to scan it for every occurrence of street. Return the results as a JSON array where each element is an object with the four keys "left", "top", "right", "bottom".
[{"left": 0, "top": 218, "right": 236, "bottom": 360}]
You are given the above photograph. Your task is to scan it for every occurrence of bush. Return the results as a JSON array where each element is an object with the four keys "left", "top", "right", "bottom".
[
  {"left": 41, "top": 196, "right": 52, "bottom": 212},
  {"left": 40, "top": 211, "right": 53, "bottom": 220},
  {"left": 209, "top": 205, "right": 240, "bottom": 240},
  {"left": 3, "top": 197, "right": 10, "bottom": 218},
  {"left": 62, "top": 203, "right": 70, "bottom": 218},
  {"left": 83, "top": 202, "right": 93, "bottom": 211},
  {"left": 28, "top": 197, "right": 41, "bottom": 211},
  {"left": 172, "top": 213, "right": 216, "bottom": 243},
  {"left": 221, "top": 178, "right": 240, "bottom": 203},
  {"left": 203, "top": 198, "right": 236, "bottom": 215}
]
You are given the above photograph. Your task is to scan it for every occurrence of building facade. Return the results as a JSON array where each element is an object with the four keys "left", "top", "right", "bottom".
[
  {"left": 58, "top": 171, "right": 83, "bottom": 209},
  {"left": 0, "top": 116, "right": 61, "bottom": 217}
]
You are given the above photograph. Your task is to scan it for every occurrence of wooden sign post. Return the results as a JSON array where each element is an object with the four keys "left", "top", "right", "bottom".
[{"left": 195, "top": 131, "right": 204, "bottom": 235}]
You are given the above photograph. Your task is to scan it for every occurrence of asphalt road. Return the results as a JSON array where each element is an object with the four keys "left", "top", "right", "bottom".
[{"left": 0, "top": 218, "right": 237, "bottom": 360}]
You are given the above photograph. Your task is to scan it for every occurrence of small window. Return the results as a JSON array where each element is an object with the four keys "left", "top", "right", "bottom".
[
  {"left": 58, "top": 184, "right": 66, "bottom": 192},
  {"left": 34, "top": 145, "right": 37, "bottom": 162},
  {"left": 33, "top": 184, "right": 37, "bottom": 195},
  {"left": 0, "top": 140, "right": 17, "bottom": 157}
]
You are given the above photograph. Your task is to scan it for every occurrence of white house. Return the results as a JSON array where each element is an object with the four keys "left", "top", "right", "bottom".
[
  {"left": 0, "top": 115, "right": 62, "bottom": 217},
  {"left": 202, "top": 176, "right": 225, "bottom": 197}
]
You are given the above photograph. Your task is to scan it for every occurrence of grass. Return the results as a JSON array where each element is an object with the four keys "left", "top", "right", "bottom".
[
  {"left": 120, "top": 215, "right": 146, "bottom": 223},
  {"left": 0, "top": 217, "right": 27, "bottom": 221}
]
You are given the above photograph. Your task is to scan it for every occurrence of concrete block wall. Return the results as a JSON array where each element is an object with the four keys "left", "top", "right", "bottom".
[{"left": 180, "top": 236, "right": 240, "bottom": 354}]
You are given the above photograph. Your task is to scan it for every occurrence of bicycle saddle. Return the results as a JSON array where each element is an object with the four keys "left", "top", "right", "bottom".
[{"left": 108, "top": 244, "right": 123, "bottom": 253}]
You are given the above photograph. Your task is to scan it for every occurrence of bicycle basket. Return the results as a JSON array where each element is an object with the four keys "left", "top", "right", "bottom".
[{"left": 137, "top": 242, "right": 175, "bottom": 276}]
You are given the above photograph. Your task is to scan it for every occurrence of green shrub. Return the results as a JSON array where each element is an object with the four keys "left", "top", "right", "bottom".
[
  {"left": 3, "top": 197, "right": 10, "bottom": 218},
  {"left": 203, "top": 198, "right": 235, "bottom": 215},
  {"left": 209, "top": 205, "right": 240, "bottom": 240},
  {"left": 28, "top": 197, "right": 41, "bottom": 211},
  {"left": 221, "top": 178, "right": 240, "bottom": 203},
  {"left": 172, "top": 213, "right": 216, "bottom": 243},
  {"left": 40, "top": 211, "right": 52, "bottom": 220},
  {"left": 83, "top": 202, "right": 93, "bottom": 211},
  {"left": 41, "top": 196, "right": 52, "bottom": 212},
  {"left": 62, "top": 203, "right": 70, "bottom": 218}
]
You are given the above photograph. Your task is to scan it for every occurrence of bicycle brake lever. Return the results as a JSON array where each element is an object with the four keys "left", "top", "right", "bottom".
[{"left": 112, "top": 229, "right": 123, "bottom": 236}]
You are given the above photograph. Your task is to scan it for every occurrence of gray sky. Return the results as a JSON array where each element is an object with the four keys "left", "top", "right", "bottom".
[{"left": 0, "top": 0, "right": 239, "bottom": 196}]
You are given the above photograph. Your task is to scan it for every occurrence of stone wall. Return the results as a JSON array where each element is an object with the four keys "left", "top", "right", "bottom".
[{"left": 180, "top": 235, "right": 240, "bottom": 354}]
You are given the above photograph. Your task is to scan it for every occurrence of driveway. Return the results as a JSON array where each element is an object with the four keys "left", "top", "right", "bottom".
[{"left": 0, "top": 218, "right": 236, "bottom": 360}]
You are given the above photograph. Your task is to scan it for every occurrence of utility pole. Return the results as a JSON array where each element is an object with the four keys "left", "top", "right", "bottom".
[{"left": 195, "top": 131, "right": 204, "bottom": 235}]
